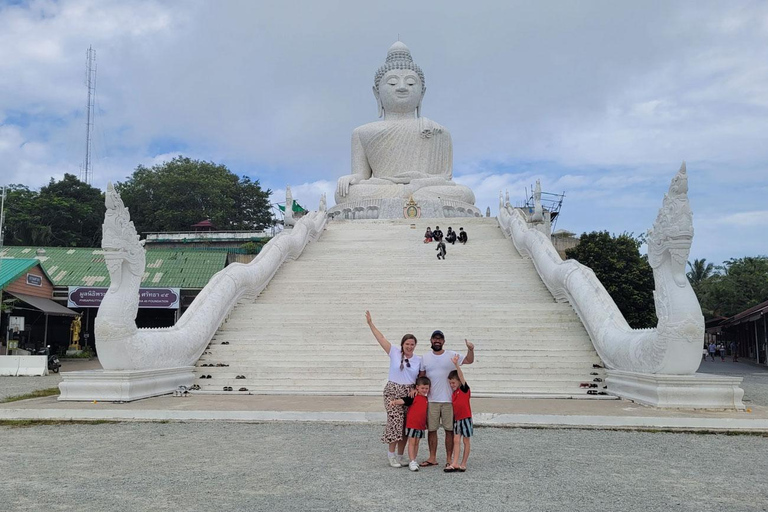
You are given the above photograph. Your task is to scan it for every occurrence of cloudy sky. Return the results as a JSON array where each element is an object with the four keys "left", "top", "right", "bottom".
[{"left": 0, "top": 0, "right": 766, "bottom": 264}]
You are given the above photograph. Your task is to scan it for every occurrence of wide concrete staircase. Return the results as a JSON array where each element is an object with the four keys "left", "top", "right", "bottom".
[{"left": 194, "top": 218, "right": 607, "bottom": 397}]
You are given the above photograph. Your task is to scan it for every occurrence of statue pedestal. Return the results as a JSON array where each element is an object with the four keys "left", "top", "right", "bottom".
[
  {"left": 58, "top": 367, "right": 195, "bottom": 402},
  {"left": 606, "top": 369, "right": 745, "bottom": 410},
  {"left": 329, "top": 198, "right": 481, "bottom": 220}
]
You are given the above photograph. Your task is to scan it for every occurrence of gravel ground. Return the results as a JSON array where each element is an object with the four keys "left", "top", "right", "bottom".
[
  {"left": 0, "top": 373, "right": 62, "bottom": 400},
  {"left": 1, "top": 422, "right": 767, "bottom": 512},
  {"left": 0, "top": 360, "right": 101, "bottom": 401}
]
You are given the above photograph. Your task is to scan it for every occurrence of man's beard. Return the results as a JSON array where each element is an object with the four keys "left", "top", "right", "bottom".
[{"left": 431, "top": 343, "right": 443, "bottom": 352}]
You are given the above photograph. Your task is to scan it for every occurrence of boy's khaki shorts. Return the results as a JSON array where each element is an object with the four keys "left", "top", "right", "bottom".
[{"left": 427, "top": 402, "right": 453, "bottom": 431}]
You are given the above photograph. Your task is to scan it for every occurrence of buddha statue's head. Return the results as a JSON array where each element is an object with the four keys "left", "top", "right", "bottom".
[{"left": 373, "top": 41, "right": 426, "bottom": 118}]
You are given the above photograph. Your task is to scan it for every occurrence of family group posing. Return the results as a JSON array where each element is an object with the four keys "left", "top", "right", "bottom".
[{"left": 366, "top": 311, "right": 475, "bottom": 472}]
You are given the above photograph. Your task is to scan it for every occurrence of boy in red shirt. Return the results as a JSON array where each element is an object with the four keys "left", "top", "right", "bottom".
[
  {"left": 446, "top": 354, "right": 472, "bottom": 472},
  {"left": 389, "top": 376, "right": 431, "bottom": 472}
]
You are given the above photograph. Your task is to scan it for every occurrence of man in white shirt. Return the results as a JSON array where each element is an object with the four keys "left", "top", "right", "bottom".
[{"left": 418, "top": 330, "right": 474, "bottom": 469}]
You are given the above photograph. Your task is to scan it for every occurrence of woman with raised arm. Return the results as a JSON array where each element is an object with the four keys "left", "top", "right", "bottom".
[{"left": 366, "top": 310, "right": 421, "bottom": 468}]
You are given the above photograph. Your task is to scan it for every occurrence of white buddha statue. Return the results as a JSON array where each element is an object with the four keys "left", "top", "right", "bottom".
[{"left": 335, "top": 42, "right": 475, "bottom": 206}]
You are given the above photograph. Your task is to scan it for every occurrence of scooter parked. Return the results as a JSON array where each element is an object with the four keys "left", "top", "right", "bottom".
[{"left": 35, "top": 346, "right": 61, "bottom": 373}]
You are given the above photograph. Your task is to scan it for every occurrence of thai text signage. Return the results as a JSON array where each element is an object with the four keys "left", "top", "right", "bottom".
[
  {"left": 26, "top": 273, "right": 43, "bottom": 287},
  {"left": 68, "top": 287, "right": 181, "bottom": 309}
]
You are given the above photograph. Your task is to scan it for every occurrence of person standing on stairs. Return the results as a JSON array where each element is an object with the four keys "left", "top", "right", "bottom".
[
  {"left": 366, "top": 310, "right": 422, "bottom": 468},
  {"left": 418, "top": 331, "right": 474, "bottom": 469},
  {"left": 436, "top": 240, "right": 447, "bottom": 260}
]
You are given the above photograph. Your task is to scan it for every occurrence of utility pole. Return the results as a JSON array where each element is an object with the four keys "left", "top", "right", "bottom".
[{"left": 81, "top": 45, "right": 97, "bottom": 185}]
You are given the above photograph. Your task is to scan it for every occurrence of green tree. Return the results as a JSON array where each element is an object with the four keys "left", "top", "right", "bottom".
[
  {"left": 697, "top": 256, "right": 768, "bottom": 318},
  {"left": 565, "top": 231, "right": 657, "bottom": 329},
  {"left": 2, "top": 175, "right": 104, "bottom": 247},
  {"left": 38, "top": 174, "right": 104, "bottom": 247},
  {"left": 686, "top": 258, "right": 715, "bottom": 295},
  {"left": 2, "top": 184, "right": 47, "bottom": 246},
  {"left": 116, "top": 156, "right": 273, "bottom": 233}
]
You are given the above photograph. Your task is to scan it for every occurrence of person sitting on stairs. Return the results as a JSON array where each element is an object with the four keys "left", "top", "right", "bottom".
[{"left": 445, "top": 227, "right": 457, "bottom": 245}]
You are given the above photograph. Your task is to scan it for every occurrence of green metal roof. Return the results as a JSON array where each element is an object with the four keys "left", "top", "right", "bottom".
[
  {"left": 0, "top": 258, "right": 40, "bottom": 290},
  {"left": 0, "top": 247, "right": 227, "bottom": 289}
]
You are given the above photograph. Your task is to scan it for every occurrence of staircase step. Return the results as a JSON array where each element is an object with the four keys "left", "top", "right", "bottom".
[{"left": 195, "top": 219, "right": 603, "bottom": 397}]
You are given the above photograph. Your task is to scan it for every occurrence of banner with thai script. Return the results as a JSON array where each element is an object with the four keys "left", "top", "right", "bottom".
[{"left": 67, "top": 287, "right": 181, "bottom": 309}]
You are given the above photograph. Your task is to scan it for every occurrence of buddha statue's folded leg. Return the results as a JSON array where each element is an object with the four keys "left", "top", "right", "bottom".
[
  {"left": 334, "top": 180, "right": 407, "bottom": 203},
  {"left": 409, "top": 182, "right": 476, "bottom": 205}
]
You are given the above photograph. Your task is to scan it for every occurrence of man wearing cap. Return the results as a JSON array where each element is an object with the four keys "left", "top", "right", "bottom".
[{"left": 418, "top": 330, "right": 474, "bottom": 468}]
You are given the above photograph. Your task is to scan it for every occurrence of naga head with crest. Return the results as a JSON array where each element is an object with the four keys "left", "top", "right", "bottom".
[
  {"left": 102, "top": 183, "right": 146, "bottom": 287},
  {"left": 646, "top": 162, "right": 694, "bottom": 286}
]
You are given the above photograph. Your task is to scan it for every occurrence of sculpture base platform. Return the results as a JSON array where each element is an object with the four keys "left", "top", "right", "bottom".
[
  {"left": 329, "top": 198, "right": 481, "bottom": 220},
  {"left": 606, "top": 369, "right": 745, "bottom": 410},
  {"left": 58, "top": 367, "right": 195, "bottom": 402}
]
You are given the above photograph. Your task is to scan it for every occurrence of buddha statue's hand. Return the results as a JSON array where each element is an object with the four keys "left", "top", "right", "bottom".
[{"left": 336, "top": 174, "right": 363, "bottom": 198}]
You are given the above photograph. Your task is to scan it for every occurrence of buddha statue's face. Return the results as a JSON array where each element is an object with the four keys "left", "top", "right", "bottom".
[{"left": 376, "top": 69, "right": 423, "bottom": 115}]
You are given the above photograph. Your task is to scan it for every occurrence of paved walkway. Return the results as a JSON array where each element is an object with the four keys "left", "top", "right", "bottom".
[
  {"left": 698, "top": 358, "right": 768, "bottom": 407},
  {"left": 1, "top": 422, "right": 766, "bottom": 512},
  {"left": 2, "top": 358, "right": 768, "bottom": 432}
]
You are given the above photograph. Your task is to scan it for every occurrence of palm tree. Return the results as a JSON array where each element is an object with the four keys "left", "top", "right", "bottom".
[{"left": 687, "top": 258, "right": 715, "bottom": 288}]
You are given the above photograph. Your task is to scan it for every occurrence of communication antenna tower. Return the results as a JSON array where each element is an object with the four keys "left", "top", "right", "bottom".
[{"left": 81, "top": 45, "right": 97, "bottom": 184}]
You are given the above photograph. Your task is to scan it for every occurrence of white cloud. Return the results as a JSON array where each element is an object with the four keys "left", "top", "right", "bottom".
[
  {"left": 716, "top": 211, "right": 768, "bottom": 228},
  {"left": 272, "top": 180, "right": 335, "bottom": 211},
  {"left": 0, "top": 0, "right": 766, "bottom": 265}
]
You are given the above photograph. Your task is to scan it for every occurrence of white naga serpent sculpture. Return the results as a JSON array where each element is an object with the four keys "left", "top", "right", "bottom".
[
  {"left": 95, "top": 183, "right": 327, "bottom": 370},
  {"left": 498, "top": 163, "right": 704, "bottom": 375}
]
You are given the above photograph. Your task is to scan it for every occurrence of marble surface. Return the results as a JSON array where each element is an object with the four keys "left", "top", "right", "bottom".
[
  {"left": 95, "top": 184, "right": 328, "bottom": 371},
  {"left": 606, "top": 369, "right": 745, "bottom": 410},
  {"left": 58, "top": 367, "right": 194, "bottom": 402},
  {"left": 334, "top": 41, "right": 475, "bottom": 213},
  {"left": 497, "top": 163, "right": 742, "bottom": 408},
  {"left": 499, "top": 163, "right": 705, "bottom": 375}
]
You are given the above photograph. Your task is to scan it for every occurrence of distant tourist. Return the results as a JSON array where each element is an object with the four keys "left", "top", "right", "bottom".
[
  {"left": 388, "top": 376, "right": 431, "bottom": 472},
  {"left": 730, "top": 341, "right": 739, "bottom": 362},
  {"left": 436, "top": 241, "right": 447, "bottom": 260},
  {"left": 365, "top": 311, "right": 422, "bottom": 468},
  {"left": 432, "top": 226, "right": 444, "bottom": 242},
  {"left": 418, "top": 330, "right": 474, "bottom": 470},
  {"left": 445, "top": 354, "right": 472, "bottom": 472},
  {"left": 718, "top": 343, "right": 726, "bottom": 362},
  {"left": 702, "top": 345, "right": 708, "bottom": 361},
  {"left": 708, "top": 342, "right": 717, "bottom": 362},
  {"left": 424, "top": 227, "right": 433, "bottom": 243},
  {"left": 458, "top": 227, "right": 468, "bottom": 244},
  {"left": 445, "top": 227, "right": 457, "bottom": 245}
]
